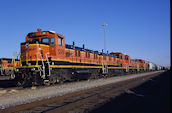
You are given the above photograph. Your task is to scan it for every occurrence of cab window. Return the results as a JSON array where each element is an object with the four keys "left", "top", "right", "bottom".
[
  {"left": 58, "top": 37, "right": 63, "bottom": 46},
  {"left": 116, "top": 55, "right": 119, "bottom": 58},
  {"left": 32, "top": 39, "right": 39, "bottom": 43},
  {"left": 120, "top": 56, "right": 122, "bottom": 59},
  {"left": 50, "top": 38, "right": 55, "bottom": 46},
  {"left": 42, "top": 38, "right": 49, "bottom": 43},
  {"left": 42, "top": 31, "right": 46, "bottom": 34}
]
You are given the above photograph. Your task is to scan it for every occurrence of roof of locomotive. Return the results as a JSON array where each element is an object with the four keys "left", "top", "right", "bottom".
[
  {"left": 0, "top": 58, "right": 19, "bottom": 61},
  {"left": 0, "top": 58, "right": 13, "bottom": 60},
  {"left": 65, "top": 44, "right": 117, "bottom": 57},
  {"left": 27, "top": 30, "right": 65, "bottom": 39},
  {"left": 65, "top": 44, "right": 98, "bottom": 53},
  {"left": 131, "top": 59, "right": 144, "bottom": 63},
  {"left": 28, "top": 30, "right": 56, "bottom": 35}
]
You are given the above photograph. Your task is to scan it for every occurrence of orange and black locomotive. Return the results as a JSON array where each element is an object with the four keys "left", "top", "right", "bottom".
[{"left": 12, "top": 29, "right": 149, "bottom": 86}]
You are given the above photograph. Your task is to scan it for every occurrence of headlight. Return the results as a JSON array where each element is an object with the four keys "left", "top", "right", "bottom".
[{"left": 31, "top": 68, "right": 35, "bottom": 71}]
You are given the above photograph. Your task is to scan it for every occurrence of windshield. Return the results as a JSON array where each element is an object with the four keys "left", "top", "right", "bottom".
[
  {"left": 32, "top": 39, "right": 39, "bottom": 43},
  {"left": 42, "top": 38, "right": 49, "bottom": 43}
]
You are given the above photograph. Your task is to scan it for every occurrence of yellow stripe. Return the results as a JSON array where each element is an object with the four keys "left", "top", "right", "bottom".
[
  {"left": 51, "top": 65, "right": 127, "bottom": 69},
  {"left": 65, "top": 48, "right": 74, "bottom": 51},
  {"left": 108, "top": 67, "right": 126, "bottom": 69},
  {"left": 1, "top": 60, "right": 9, "bottom": 63},
  {"left": 21, "top": 44, "right": 49, "bottom": 47},
  {"left": 17, "top": 65, "right": 39, "bottom": 68},
  {"left": 21, "top": 59, "right": 47, "bottom": 62},
  {"left": 16, "top": 64, "right": 138, "bottom": 70},
  {"left": 1, "top": 67, "right": 14, "bottom": 69},
  {"left": 128, "top": 67, "right": 137, "bottom": 69},
  {"left": 17, "top": 65, "right": 146, "bottom": 70},
  {"left": 50, "top": 65, "right": 102, "bottom": 68}
]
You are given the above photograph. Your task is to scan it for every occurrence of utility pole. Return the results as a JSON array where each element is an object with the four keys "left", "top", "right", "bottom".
[
  {"left": 102, "top": 24, "right": 108, "bottom": 54},
  {"left": 102, "top": 24, "right": 108, "bottom": 75}
]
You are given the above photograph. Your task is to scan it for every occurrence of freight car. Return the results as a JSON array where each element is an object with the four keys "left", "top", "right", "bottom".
[{"left": 12, "top": 29, "right": 151, "bottom": 86}]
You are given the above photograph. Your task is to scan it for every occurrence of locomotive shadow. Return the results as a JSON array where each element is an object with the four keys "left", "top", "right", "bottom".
[{"left": 0, "top": 79, "right": 17, "bottom": 88}]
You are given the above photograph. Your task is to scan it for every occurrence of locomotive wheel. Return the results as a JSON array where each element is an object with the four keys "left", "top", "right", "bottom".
[
  {"left": 59, "top": 73, "right": 66, "bottom": 83},
  {"left": 16, "top": 72, "right": 32, "bottom": 87},
  {"left": 44, "top": 80, "right": 51, "bottom": 86},
  {"left": 32, "top": 72, "right": 44, "bottom": 86},
  {"left": 55, "top": 69, "right": 70, "bottom": 83},
  {"left": 89, "top": 69, "right": 98, "bottom": 79},
  {"left": 59, "top": 69, "right": 70, "bottom": 81},
  {"left": 15, "top": 73, "right": 25, "bottom": 86},
  {"left": 50, "top": 77, "right": 57, "bottom": 84}
]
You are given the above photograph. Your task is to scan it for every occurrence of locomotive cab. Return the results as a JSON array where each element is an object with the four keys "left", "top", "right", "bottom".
[
  {"left": 17, "top": 29, "right": 67, "bottom": 86},
  {"left": 20, "top": 29, "right": 66, "bottom": 66}
]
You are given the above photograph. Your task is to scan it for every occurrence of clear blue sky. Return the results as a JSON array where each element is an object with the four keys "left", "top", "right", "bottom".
[{"left": 0, "top": 0, "right": 170, "bottom": 67}]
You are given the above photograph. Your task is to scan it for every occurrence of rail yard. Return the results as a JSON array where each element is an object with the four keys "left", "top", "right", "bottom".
[
  {"left": 0, "top": 29, "right": 165, "bottom": 85},
  {"left": 0, "top": 29, "right": 170, "bottom": 113}
]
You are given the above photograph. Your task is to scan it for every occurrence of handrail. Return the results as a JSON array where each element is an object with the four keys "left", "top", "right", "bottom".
[
  {"left": 0, "top": 66, "right": 3, "bottom": 75},
  {"left": 40, "top": 53, "right": 45, "bottom": 79},
  {"left": 45, "top": 52, "right": 51, "bottom": 76}
]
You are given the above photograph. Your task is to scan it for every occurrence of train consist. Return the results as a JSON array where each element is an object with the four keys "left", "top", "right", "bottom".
[{"left": 0, "top": 29, "right": 164, "bottom": 86}]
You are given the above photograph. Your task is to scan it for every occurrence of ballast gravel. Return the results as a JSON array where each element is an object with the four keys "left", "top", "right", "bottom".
[{"left": 0, "top": 71, "right": 163, "bottom": 109}]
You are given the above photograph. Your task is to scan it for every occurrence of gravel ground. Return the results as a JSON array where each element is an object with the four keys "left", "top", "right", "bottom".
[
  {"left": 0, "top": 71, "right": 164, "bottom": 109},
  {"left": 90, "top": 70, "right": 170, "bottom": 113}
]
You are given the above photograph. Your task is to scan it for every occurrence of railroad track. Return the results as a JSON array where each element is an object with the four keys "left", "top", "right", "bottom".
[
  {"left": 0, "top": 71, "right": 141, "bottom": 97},
  {"left": 0, "top": 71, "right": 161, "bottom": 113}
]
